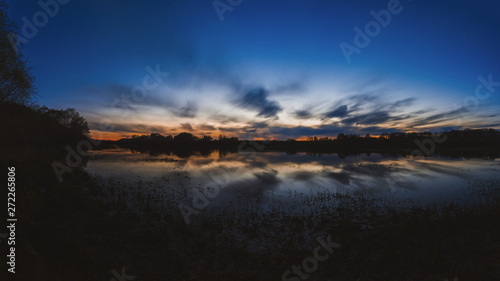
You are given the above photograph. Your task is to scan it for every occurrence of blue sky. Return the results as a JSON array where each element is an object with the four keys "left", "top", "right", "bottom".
[{"left": 8, "top": 0, "right": 500, "bottom": 139}]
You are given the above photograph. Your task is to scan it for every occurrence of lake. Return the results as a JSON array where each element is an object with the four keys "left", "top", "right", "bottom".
[{"left": 86, "top": 148, "right": 500, "bottom": 211}]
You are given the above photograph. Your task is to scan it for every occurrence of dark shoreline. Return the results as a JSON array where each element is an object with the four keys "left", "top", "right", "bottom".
[{"left": 95, "top": 140, "right": 500, "bottom": 160}]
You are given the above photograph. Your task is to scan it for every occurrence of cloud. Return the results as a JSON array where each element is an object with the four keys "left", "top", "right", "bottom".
[
  {"left": 218, "top": 126, "right": 244, "bottom": 133},
  {"left": 341, "top": 111, "right": 393, "bottom": 126},
  {"left": 410, "top": 107, "right": 468, "bottom": 127},
  {"left": 172, "top": 101, "right": 198, "bottom": 118},
  {"left": 210, "top": 113, "right": 241, "bottom": 124},
  {"left": 324, "top": 105, "right": 349, "bottom": 118},
  {"left": 181, "top": 123, "right": 194, "bottom": 131},
  {"left": 273, "top": 81, "right": 305, "bottom": 94},
  {"left": 88, "top": 121, "right": 166, "bottom": 135},
  {"left": 237, "top": 87, "right": 282, "bottom": 118},
  {"left": 294, "top": 110, "right": 313, "bottom": 119},
  {"left": 390, "top": 98, "right": 417, "bottom": 109},
  {"left": 198, "top": 124, "right": 216, "bottom": 131},
  {"left": 358, "top": 126, "right": 401, "bottom": 134},
  {"left": 346, "top": 94, "right": 382, "bottom": 112}
]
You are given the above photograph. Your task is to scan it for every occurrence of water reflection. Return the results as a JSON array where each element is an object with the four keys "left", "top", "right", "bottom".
[{"left": 86, "top": 148, "right": 500, "bottom": 204}]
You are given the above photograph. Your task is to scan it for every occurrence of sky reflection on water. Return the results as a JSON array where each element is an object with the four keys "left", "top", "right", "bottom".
[{"left": 86, "top": 149, "right": 500, "bottom": 205}]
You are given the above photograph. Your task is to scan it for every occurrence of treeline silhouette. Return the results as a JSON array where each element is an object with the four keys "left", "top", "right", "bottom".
[
  {"left": 117, "top": 133, "right": 238, "bottom": 149},
  {"left": 116, "top": 129, "right": 500, "bottom": 154},
  {"left": 1, "top": 102, "right": 90, "bottom": 149}
]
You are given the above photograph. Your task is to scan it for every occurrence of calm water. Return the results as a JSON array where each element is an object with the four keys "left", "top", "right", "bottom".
[{"left": 85, "top": 148, "right": 500, "bottom": 207}]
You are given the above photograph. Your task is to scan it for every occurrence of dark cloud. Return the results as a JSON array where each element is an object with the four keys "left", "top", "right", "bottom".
[
  {"left": 320, "top": 97, "right": 419, "bottom": 127},
  {"left": 410, "top": 107, "right": 468, "bottom": 127},
  {"left": 273, "top": 81, "right": 305, "bottom": 94},
  {"left": 347, "top": 94, "right": 382, "bottom": 112},
  {"left": 251, "top": 122, "right": 272, "bottom": 129},
  {"left": 341, "top": 111, "right": 393, "bottom": 126},
  {"left": 198, "top": 124, "right": 216, "bottom": 131},
  {"left": 210, "top": 113, "right": 241, "bottom": 124},
  {"left": 390, "top": 98, "right": 417, "bottom": 109},
  {"left": 173, "top": 101, "right": 198, "bottom": 118},
  {"left": 358, "top": 126, "right": 401, "bottom": 134},
  {"left": 181, "top": 123, "right": 194, "bottom": 131},
  {"left": 411, "top": 109, "right": 433, "bottom": 115},
  {"left": 237, "top": 87, "right": 282, "bottom": 118},
  {"left": 294, "top": 110, "right": 313, "bottom": 119},
  {"left": 324, "top": 105, "right": 349, "bottom": 118}
]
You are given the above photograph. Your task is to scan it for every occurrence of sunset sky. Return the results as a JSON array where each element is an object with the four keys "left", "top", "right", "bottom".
[{"left": 9, "top": 0, "right": 500, "bottom": 140}]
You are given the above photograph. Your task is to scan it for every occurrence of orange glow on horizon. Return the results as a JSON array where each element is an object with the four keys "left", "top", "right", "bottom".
[
  {"left": 90, "top": 130, "right": 237, "bottom": 141},
  {"left": 89, "top": 129, "right": 396, "bottom": 142},
  {"left": 89, "top": 130, "right": 132, "bottom": 141}
]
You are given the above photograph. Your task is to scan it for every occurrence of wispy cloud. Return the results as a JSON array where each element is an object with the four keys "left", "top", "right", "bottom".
[
  {"left": 324, "top": 105, "right": 349, "bottom": 118},
  {"left": 236, "top": 87, "right": 282, "bottom": 118},
  {"left": 173, "top": 101, "right": 198, "bottom": 118}
]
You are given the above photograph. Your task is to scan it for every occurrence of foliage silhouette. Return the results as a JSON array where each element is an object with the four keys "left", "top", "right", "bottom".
[
  {"left": 0, "top": 0, "right": 37, "bottom": 105},
  {"left": 115, "top": 129, "right": 500, "bottom": 159}
]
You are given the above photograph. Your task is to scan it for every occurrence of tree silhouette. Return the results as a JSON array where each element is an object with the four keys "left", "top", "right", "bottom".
[
  {"left": 36, "top": 106, "right": 90, "bottom": 139},
  {"left": 174, "top": 132, "right": 198, "bottom": 143},
  {"left": 0, "top": 0, "right": 37, "bottom": 105}
]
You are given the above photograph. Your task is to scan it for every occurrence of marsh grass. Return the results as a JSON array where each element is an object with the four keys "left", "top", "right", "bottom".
[
  {"left": 9, "top": 146, "right": 500, "bottom": 280},
  {"left": 83, "top": 173, "right": 500, "bottom": 280}
]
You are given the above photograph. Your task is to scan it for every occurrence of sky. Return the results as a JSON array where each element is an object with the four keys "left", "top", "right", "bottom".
[{"left": 7, "top": 0, "right": 500, "bottom": 140}]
